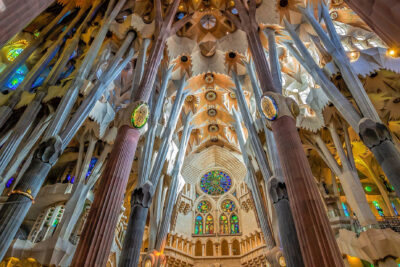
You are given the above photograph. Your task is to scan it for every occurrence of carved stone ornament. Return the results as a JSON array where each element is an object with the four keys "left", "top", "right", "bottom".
[
  {"left": 261, "top": 92, "right": 300, "bottom": 124},
  {"left": 261, "top": 95, "right": 278, "bottom": 121},
  {"left": 131, "top": 181, "right": 154, "bottom": 208},
  {"left": 358, "top": 118, "right": 393, "bottom": 149},
  {"left": 205, "top": 90, "right": 217, "bottom": 101},
  {"left": 131, "top": 101, "right": 149, "bottom": 129},
  {"left": 267, "top": 176, "right": 289, "bottom": 204},
  {"left": 35, "top": 136, "right": 63, "bottom": 166}
]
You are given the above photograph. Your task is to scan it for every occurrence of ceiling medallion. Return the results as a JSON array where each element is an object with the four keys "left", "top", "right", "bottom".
[
  {"left": 186, "top": 95, "right": 194, "bottom": 102},
  {"left": 208, "top": 124, "right": 219, "bottom": 133},
  {"left": 204, "top": 73, "right": 214, "bottom": 84},
  {"left": 131, "top": 102, "right": 149, "bottom": 128},
  {"left": 207, "top": 108, "right": 217, "bottom": 117},
  {"left": 205, "top": 90, "right": 217, "bottom": 101},
  {"left": 261, "top": 95, "right": 278, "bottom": 121},
  {"left": 229, "top": 92, "right": 236, "bottom": 99},
  {"left": 200, "top": 14, "right": 217, "bottom": 30}
]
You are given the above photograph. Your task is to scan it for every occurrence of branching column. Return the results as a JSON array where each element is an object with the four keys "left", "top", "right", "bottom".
[{"left": 227, "top": 1, "right": 344, "bottom": 266}]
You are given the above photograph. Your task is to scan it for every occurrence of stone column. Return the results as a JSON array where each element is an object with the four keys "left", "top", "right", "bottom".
[
  {"left": 268, "top": 177, "right": 305, "bottom": 267},
  {"left": 262, "top": 92, "right": 344, "bottom": 267},
  {"left": 71, "top": 125, "right": 141, "bottom": 267},
  {"left": 0, "top": 0, "right": 56, "bottom": 46},
  {"left": 229, "top": 243, "right": 232, "bottom": 256},
  {"left": 359, "top": 118, "right": 400, "bottom": 197},
  {"left": 344, "top": 0, "right": 400, "bottom": 51},
  {"left": 0, "top": 137, "right": 62, "bottom": 261}
]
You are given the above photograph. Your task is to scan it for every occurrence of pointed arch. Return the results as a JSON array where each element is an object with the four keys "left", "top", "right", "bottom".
[
  {"left": 219, "top": 213, "right": 229, "bottom": 234},
  {"left": 206, "top": 240, "right": 214, "bottom": 256},
  {"left": 205, "top": 214, "right": 214, "bottom": 234},
  {"left": 195, "top": 240, "right": 202, "bottom": 256},
  {"left": 221, "top": 239, "right": 229, "bottom": 255},
  {"left": 195, "top": 214, "right": 203, "bottom": 235},
  {"left": 230, "top": 213, "right": 239, "bottom": 234},
  {"left": 232, "top": 239, "right": 240, "bottom": 255}
]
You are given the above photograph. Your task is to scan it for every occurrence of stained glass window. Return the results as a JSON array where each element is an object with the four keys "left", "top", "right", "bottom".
[
  {"left": 195, "top": 215, "right": 203, "bottom": 235},
  {"left": 220, "top": 214, "right": 229, "bottom": 234},
  {"left": 197, "top": 200, "right": 211, "bottom": 213},
  {"left": 6, "top": 177, "right": 15, "bottom": 188},
  {"left": 221, "top": 199, "right": 236, "bottom": 212},
  {"left": 86, "top": 157, "right": 98, "bottom": 178},
  {"left": 230, "top": 214, "right": 239, "bottom": 234},
  {"left": 6, "top": 40, "right": 28, "bottom": 62},
  {"left": 200, "top": 170, "right": 231, "bottom": 195},
  {"left": 6, "top": 65, "right": 28, "bottom": 90},
  {"left": 373, "top": 201, "right": 384, "bottom": 217},
  {"left": 341, "top": 202, "right": 350, "bottom": 217},
  {"left": 205, "top": 215, "right": 214, "bottom": 234},
  {"left": 391, "top": 202, "right": 399, "bottom": 216}
]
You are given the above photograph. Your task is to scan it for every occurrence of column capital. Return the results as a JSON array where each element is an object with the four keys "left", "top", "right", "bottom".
[
  {"left": 260, "top": 92, "right": 299, "bottom": 128},
  {"left": 131, "top": 181, "right": 154, "bottom": 209},
  {"left": 267, "top": 176, "right": 289, "bottom": 204},
  {"left": 116, "top": 101, "right": 149, "bottom": 133},
  {"left": 358, "top": 118, "right": 392, "bottom": 149},
  {"left": 35, "top": 136, "right": 63, "bottom": 166}
]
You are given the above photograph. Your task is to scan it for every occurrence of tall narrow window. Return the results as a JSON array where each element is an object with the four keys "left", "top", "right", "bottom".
[
  {"left": 195, "top": 215, "right": 203, "bottom": 235},
  {"left": 372, "top": 201, "right": 384, "bottom": 217},
  {"left": 205, "top": 214, "right": 214, "bottom": 234},
  {"left": 220, "top": 214, "right": 229, "bottom": 234},
  {"left": 230, "top": 213, "right": 239, "bottom": 234}
]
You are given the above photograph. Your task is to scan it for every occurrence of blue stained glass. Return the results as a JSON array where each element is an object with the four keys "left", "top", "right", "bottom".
[
  {"left": 342, "top": 202, "right": 350, "bottom": 217},
  {"left": 5, "top": 65, "right": 28, "bottom": 90},
  {"left": 6, "top": 177, "right": 15, "bottom": 188},
  {"left": 391, "top": 202, "right": 399, "bottom": 216},
  {"left": 86, "top": 157, "right": 98, "bottom": 178},
  {"left": 230, "top": 214, "right": 239, "bottom": 234},
  {"left": 373, "top": 201, "right": 384, "bottom": 217},
  {"left": 231, "top": 8, "right": 238, "bottom": 15}
]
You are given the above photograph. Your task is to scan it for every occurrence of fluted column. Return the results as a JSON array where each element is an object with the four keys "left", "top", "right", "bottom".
[
  {"left": 264, "top": 92, "right": 344, "bottom": 267},
  {"left": 71, "top": 125, "right": 140, "bottom": 267},
  {"left": 0, "top": 0, "right": 56, "bottom": 46},
  {"left": 268, "top": 177, "right": 304, "bottom": 267}
]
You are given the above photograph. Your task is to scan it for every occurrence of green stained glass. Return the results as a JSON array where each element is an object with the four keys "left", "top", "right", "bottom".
[
  {"left": 230, "top": 214, "right": 239, "bottom": 234},
  {"left": 197, "top": 200, "right": 211, "bottom": 213},
  {"left": 7, "top": 48, "right": 24, "bottom": 61},
  {"left": 200, "top": 170, "right": 231, "bottom": 195},
  {"left": 221, "top": 199, "right": 236, "bottom": 212},
  {"left": 195, "top": 215, "right": 203, "bottom": 235},
  {"left": 372, "top": 201, "right": 384, "bottom": 217},
  {"left": 205, "top": 215, "right": 214, "bottom": 234},
  {"left": 220, "top": 214, "right": 229, "bottom": 234}
]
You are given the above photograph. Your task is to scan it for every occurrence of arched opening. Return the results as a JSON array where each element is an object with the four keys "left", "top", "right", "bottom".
[
  {"left": 205, "top": 214, "right": 214, "bottom": 234},
  {"left": 221, "top": 240, "right": 229, "bottom": 255},
  {"left": 230, "top": 213, "right": 240, "bottom": 234},
  {"left": 195, "top": 241, "right": 202, "bottom": 256},
  {"left": 220, "top": 213, "right": 229, "bottom": 234},
  {"left": 232, "top": 239, "right": 240, "bottom": 255},
  {"left": 195, "top": 215, "right": 203, "bottom": 234},
  {"left": 206, "top": 240, "right": 213, "bottom": 256}
]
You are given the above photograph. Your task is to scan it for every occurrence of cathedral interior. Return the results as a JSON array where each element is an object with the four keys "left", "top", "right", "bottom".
[{"left": 1, "top": 0, "right": 400, "bottom": 266}]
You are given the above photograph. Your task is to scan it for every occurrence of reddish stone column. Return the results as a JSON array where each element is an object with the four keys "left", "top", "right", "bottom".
[
  {"left": 0, "top": 0, "right": 56, "bottom": 46},
  {"left": 271, "top": 114, "right": 344, "bottom": 267},
  {"left": 344, "top": 0, "right": 400, "bottom": 50},
  {"left": 71, "top": 125, "right": 140, "bottom": 267}
]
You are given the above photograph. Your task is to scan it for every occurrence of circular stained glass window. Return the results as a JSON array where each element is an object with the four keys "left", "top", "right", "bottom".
[
  {"left": 197, "top": 200, "right": 211, "bottom": 213},
  {"left": 200, "top": 170, "right": 232, "bottom": 195},
  {"left": 221, "top": 199, "right": 236, "bottom": 212}
]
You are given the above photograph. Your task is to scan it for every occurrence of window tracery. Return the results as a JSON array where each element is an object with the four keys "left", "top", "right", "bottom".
[
  {"left": 230, "top": 213, "right": 239, "bottom": 234},
  {"left": 197, "top": 200, "right": 211, "bottom": 213},
  {"left": 195, "top": 215, "right": 203, "bottom": 235},
  {"left": 205, "top": 214, "right": 214, "bottom": 234},
  {"left": 200, "top": 170, "right": 232, "bottom": 195}
]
